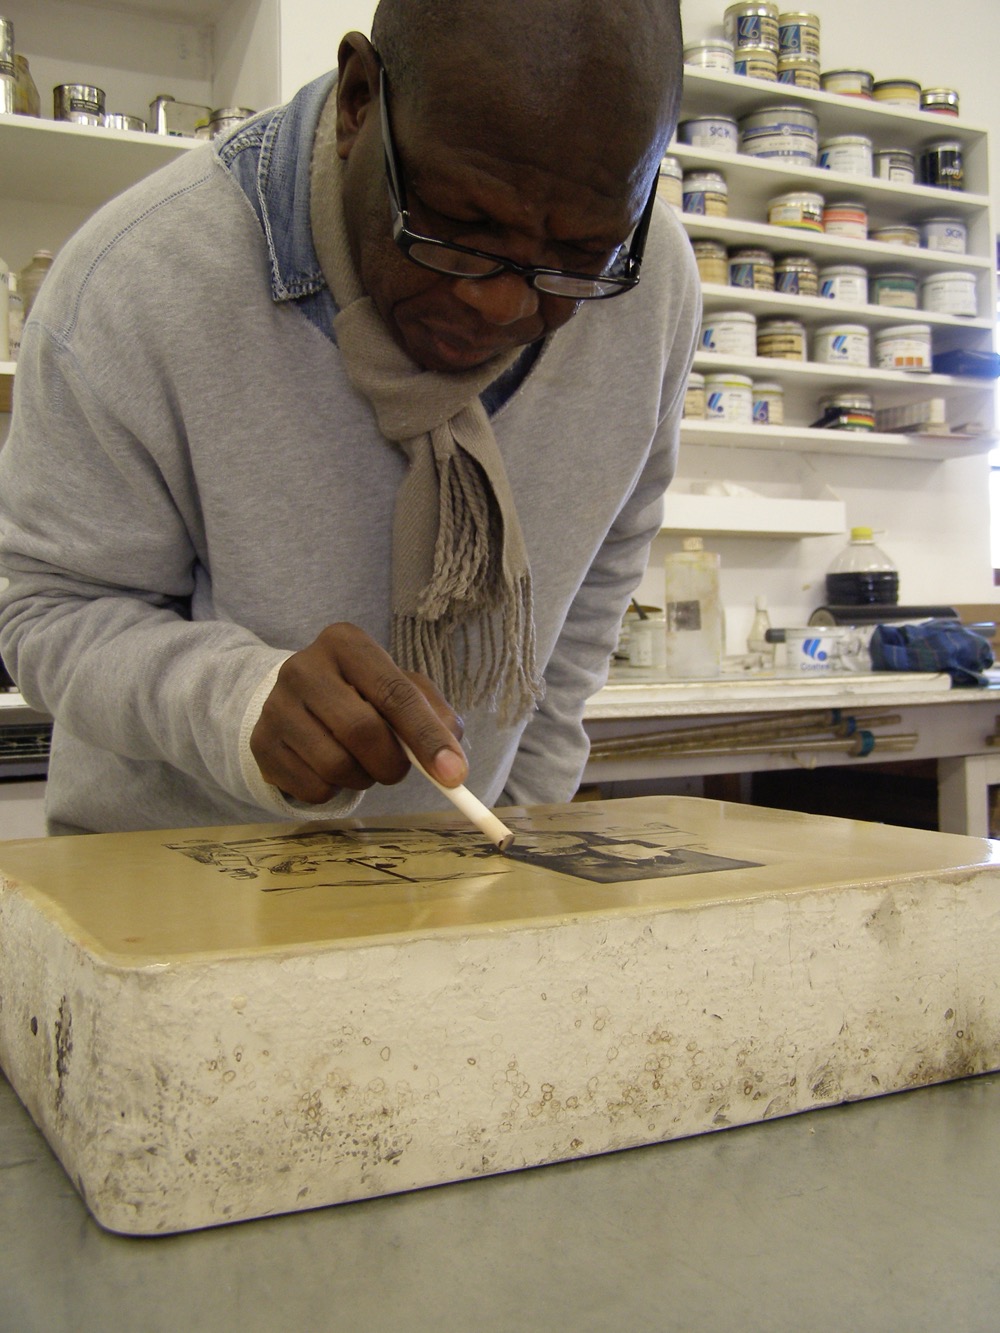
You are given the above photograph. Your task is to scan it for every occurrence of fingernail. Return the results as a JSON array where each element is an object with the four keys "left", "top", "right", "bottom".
[{"left": 433, "top": 747, "right": 467, "bottom": 785}]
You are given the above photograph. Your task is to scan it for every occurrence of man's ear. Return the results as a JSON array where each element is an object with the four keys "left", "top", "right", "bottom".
[{"left": 335, "top": 32, "right": 381, "bottom": 158}]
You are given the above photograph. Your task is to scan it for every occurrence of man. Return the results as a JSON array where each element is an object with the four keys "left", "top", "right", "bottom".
[{"left": 0, "top": 0, "right": 699, "bottom": 834}]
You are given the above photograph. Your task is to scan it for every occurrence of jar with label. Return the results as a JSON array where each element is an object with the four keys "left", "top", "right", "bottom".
[
  {"left": 691, "top": 239, "right": 729, "bottom": 285},
  {"left": 816, "top": 392, "right": 875, "bottom": 431},
  {"left": 871, "top": 224, "right": 921, "bottom": 248},
  {"left": 774, "top": 254, "right": 818, "bottom": 295},
  {"left": 663, "top": 537, "right": 723, "bottom": 679},
  {"left": 777, "top": 57, "right": 820, "bottom": 89},
  {"left": 822, "top": 201, "right": 868, "bottom": 239},
  {"left": 818, "top": 135, "right": 872, "bottom": 176},
  {"left": 872, "top": 78, "right": 922, "bottom": 107},
  {"left": 627, "top": 612, "right": 667, "bottom": 669},
  {"left": 820, "top": 68, "right": 874, "bottom": 98},
  {"left": 873, "top": 323, "right": 932, "bottom": 372},
  {"left": 700, "top": 310, "right": 757, "bottom": 356},
  {"left": 18, "top": 251, "right": 54, "bottom": 318},
  {"left": 683, "top": 372, "right": 707, "bottom": 419},
  {"left": 757, "top": 318, "right": 806, "bottom": 360},
  {"left": 734, "top": 45, "right": 777, "bottom": 79},
  {"left": 14, "top": 54, "right": 39, "bottom": 117},
  {"left": 724, "top": 2, "right": 780, "bottom": 51},
  {"left": 920, "top": 87, "right": 959, "bottom": 116},
  {"left": 919, "top": 271, "right": 978, "bottom": 317},
  {"left": 768, "top": 190, "right": 824, "bottom": 230},
  {"left": 778, "top": 11, "right": 820, "bottom": 59},
  {"left": 869, "top": 271, "right": 918, "bottom": 308},
  {"left": 705, "top": 373, "right": 754, "bottom": 423},
  {"left": 740, "top": 105, "right": 819, "bottom": 165},
  {"left": 873, "top": 148, "right": 915, "bottom": 184},
  {"left": 683, "top": 171, "right": 728, "bottom": 216},
  {"left": 683, "top": 38, "right": 736, "bottom": 71},
  {"left": 812, "top": 323, "right": 870, "bottom": 367},
  {"left": 919, "top": 216, "right": 967, "bottom": 253},
  {"left": 728, "top": 248, "right": 775, "bottom": 290},
  {"left": 658, "top": 156, "right": 683, "bottom": 210},
  {"left": 752, "top": 380, "right": 784, "bottom": 424},
  {"left": 678, "top": 116, "right": 739, "bottom": 153},
  {"left": 920, "top": 141, "right": 964, "bottom": 190},
  {"left": 818, "top": 264, "right": 868, "bottom": 304},
  {"left": 53, "top": 83, "right": 105, "bottom": 125}
]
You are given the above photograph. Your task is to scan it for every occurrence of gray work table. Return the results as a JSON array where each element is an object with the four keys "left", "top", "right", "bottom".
[{"left": 3, "top": 1068, "right": 999, "bottom": 1333}]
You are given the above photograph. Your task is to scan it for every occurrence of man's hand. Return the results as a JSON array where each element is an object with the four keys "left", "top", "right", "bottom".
[{"left": 249, "top": 623, "right": 467, "bottom": 804}]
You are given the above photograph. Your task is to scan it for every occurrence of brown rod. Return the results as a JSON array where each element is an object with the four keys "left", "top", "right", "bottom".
[
  {"left": 588, "top": 732, "right": 919, "bottom": 761},
  {"left": 588, "top": 712, "right": 904, "bottom": 759}
]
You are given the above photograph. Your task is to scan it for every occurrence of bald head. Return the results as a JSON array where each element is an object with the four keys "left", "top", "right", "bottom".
[{"left": 370, "top": 0, "right": 683, "bottom": 182}]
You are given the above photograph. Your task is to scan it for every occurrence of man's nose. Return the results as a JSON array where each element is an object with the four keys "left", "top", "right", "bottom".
[{"left": 451, "top": 272, "right": 540, "bottom": 325}]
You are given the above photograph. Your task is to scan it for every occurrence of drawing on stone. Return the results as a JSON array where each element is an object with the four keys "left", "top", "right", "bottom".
[{"left": 165, "top": 810, "right": 761, "bottom": 888}]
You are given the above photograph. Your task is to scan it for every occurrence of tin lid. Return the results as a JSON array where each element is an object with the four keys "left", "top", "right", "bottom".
[
  {"left": 920, "top": 215, "right": 966, "bottom": 226},
  {"left": 874, "top": 146, "right": 915, "bottom": 157},
  {"left": 822, "top": 201, "right": 868, "bottom": 211},
  {"left": 775, "top": 255, "right": 818, "bottom": 268},
  {"left": 769, "top": 190, "right": 825, "bottom": 205},
  {"left": 683, "top": 171, "right": 728, "bottom": 185},
  {"left": 777, "top": 55, "right": 821, "bottom": 67},
  {"left": 680, "top": 114, "right": 739, "bottom": 125},
  {"left": 921, "top": 87, "right": 959, "bottom": 104},
  {"left": 820, "top": 68, "right": 873, "bottom": 79},
  {"left": 873, "top": 78, "right": 922, "bottom": 92},
  {"left": 741, "top": 104, "right": 819, "bottom": 120},
  {"left": 704, "top": 372, "right": 754, "bottom": 386},
  {"left": 874, "top": 323, "right": 931, "bottom": 338},
  {"left": 872, "top": 224, "right": 921, "bottom": 237},
  {"left": 921, "top": 140, "right": 963, "bottom": 152},
  {"left": 691, "top": 239, "right": 728, "bottom": 253},
  {"left": 728, "top": 248, "right": 774, "bottom": 260},
  {"left": 724, "top": 3, "right": 779, "bottom": 16},
  {"left": 919, "top": 270, "right": 976, "bottom": 284},
  {"left": 759, "top": 318, "right": 805, "bottom": 329},
  {"left": 702, "top": 310, "right": 757, "bottom": 323},
  {"left": 815, "top": 323, "right": 869, "bottom": 335},
  {"left": 819, "top": 392, "right": 873, "bottom": 409},
  {"left": 873, "top": 270, "right": 918, "bottom": 281},
  {"left": 684, "top": 37, "right": 734, "bottom": 51},
  {"left": 687, "top": 372, "right": 706, "bottom": 385},
  {"left": 752, "top": 380, "right": 784, "bottom": 391},
  {"left": 659, "top": 155, "right": 683, "bottom": 177},
  {"left": 778, "top": 10, "right": 820, "bottom": 21},
  {"left": 818, "top": 265, "right": 868, "bottom": 276},
  {"left": 820, "top": 135, "right": 872, "bottom": 147}
]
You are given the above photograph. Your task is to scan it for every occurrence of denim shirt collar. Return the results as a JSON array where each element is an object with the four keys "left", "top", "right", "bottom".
[{"left": 215, "top": 70, "right": 338, "bottom": 306}]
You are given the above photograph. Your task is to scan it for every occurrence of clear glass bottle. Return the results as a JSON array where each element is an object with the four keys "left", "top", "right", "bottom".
[
  {"left": 825, "top": 527, "right": 899, "bottom": 605},
  {"left": 664, "top": 536, "right": 722, "bottom": 678},
  {"left": 747, "top": 594, "right": 776, "bottom": 666}
]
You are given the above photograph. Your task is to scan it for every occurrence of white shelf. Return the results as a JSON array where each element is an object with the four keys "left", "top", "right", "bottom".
[
  {"left": 679, "top": 419, "right": 995, "bottom": 462},
  {"left": 0, "top": 112, "right": 197, "bottom": 210},
  {"left": 692, "top": 350, "right": 992, "bottom": 402},
  {"left": 696, "top": 282, "right": 994, "bottom": 335},
  {"left": 662, "top": 490, "right": 845, "bottom": 537}
]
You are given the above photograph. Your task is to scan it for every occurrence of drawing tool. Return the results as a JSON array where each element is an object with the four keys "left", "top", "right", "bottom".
[{"left": 396, "top": 736, "right": 515, "bottom": 851}]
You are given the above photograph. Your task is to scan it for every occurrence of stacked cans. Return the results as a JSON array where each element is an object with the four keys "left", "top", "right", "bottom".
[{"left": 721, "top": 7, "right": 820, "bottom": 86}]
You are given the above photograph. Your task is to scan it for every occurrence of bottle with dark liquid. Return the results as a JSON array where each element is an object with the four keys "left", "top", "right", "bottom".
[{"left": 825, "top": 527, "right": 899, "bottom": 606}]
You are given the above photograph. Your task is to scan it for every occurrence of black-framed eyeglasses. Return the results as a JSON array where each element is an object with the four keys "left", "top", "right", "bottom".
[{"left": 377, "top": 66, "right": 656, "bottom": 301}]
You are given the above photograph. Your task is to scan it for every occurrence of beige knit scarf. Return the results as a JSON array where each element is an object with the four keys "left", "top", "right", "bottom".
[{"left": 309, "top": 99, "right": 543, "bottom": 723}]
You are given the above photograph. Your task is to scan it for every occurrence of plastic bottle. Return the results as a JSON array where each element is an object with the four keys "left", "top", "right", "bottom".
[
  {"left": 18, "top": 250, "right": 54, "bottom": 320},
  {"left": 747, "top": 594, "right": 776, "bottom": 666},
  {"left": 663, "top": 536, "right": 722, "bottom": 678},
  {"left": 825, "top": 527, "right": 900, "bottom": 606}
]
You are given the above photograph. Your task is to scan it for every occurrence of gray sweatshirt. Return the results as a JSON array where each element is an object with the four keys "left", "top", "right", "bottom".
[{"left": 0, "top": 144, "right": 700, "bottom": 833}]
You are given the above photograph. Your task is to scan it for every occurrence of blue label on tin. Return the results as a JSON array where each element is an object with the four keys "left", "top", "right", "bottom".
[
  {"left": 820, "top": 280, "right": 836, "bottom": 298},
  {"left": 736, "top": 15, "right": 765, "bottom": 41},
  {"left": 706, "top": 392, "right": 725, "bottom": 415},
  {"left": 730, "top": 264, "right": 754, "bottom": 288},
  {"left": 779, "top": 24, "right": 805, "bottom": 54},
  {"left": 683, "top": 193, "right": 708, "bottom": 215},
  {"left": 701, "top": 329, "right": 718, "bottom": 350},
  {"left": 775, "top": 273, "right": 801, "bottom": 293},
  {"left": 752, "top": 401, "right": 770, "bottom": 424}
]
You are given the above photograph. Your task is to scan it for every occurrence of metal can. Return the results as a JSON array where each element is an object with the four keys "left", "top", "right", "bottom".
[
  {"left": 757, "top": 318, "right": 806, "bottom": 360},
  {"left": 768, "top": 190, "right": 824, "bottom": 230},
  {"left": 752, "top": 380, "right": 785, "bottom": 425},
  {"left": 102, "top": 113, "right": 146, "bottom": 132},
  {"left": 919, "top": 270, "right": 978, "bottom": 318},
  {"left": 871, "top": 224, "right": 921, "bottom": 248},
  {"left": 777, "top": 57, "right": 820, "bottom": 89},
  {"left": 818, "top": 135, "right": 873, "bottom": 176},
  {"left": 691, "top": 240, "right": 729, "bottom": 285},
  {"left": 919, "top": 216, "right": 967, "bottom": 254},
  {"left": 873, "top": 148, "right": 915, "bottom": 184},
  {"left": 705, "top": 372, "right": 754, "bottom": 423},
  {"left": 774, "top": 254, "right": 818, "bottom": 295},
  {"left": 148, "top": 94, "right": 213, "bottom": 138},
  {"left": 820, "top": 68, "right": 873, "bottom": 98},
  {"left": 683, "top": 372, "right": 707, "bottom": 419},
  {"left": 872, "top": 78, "right": 922, "bottom": 107},
  {"left": 818, "top": 264, "right": 868, "bottom": 303},
  {"left": 778, "top": 11, "right": 820, "bottom": 59},
  {"left": 812, "top": 323, "right": 870, "bottom": 367},
  {"left": 699, "top": 309, "right": 758, "bottom": 356},
  {"left": 817, "top": 392, "right": 875, "bottom": 431},
  {"left": 208, "top": 107, "right": 255, "bottom": 138},
  {"left": 53, "top": 83, "right": 106, "bottom": 125},
  {"left": 683, "top": 39, "right": 735, "bottom": 72},
  {"left": 740, "top": 104, "right": 819, "bottom": 166},
  {"left": 734, "top": 45, "right": 778, "bottom": 80},
  {"left": 0, "top": 17, "right": 13, "bottom": 76},
  {"left": 678, "top": 115, "right": 739, "bottom": 153},
  {"left": 657, "top": 155, "right": 683, "bottom": 210},
  {"left": 724, "top": 3, "right": 780, "bottom": 51},
  {"left": 873, "top": 324, "right": 932, "bottom": 372},
  {"left": 869, "top": 271, "right": 918, "bottom": 308},
  {"left": 683, "top": 171, "right": 728, "bottom": 216},
  {"left": 822, "top": 201, "right": 868, "bottom": 239},
  {"left": 919, "top": 141, "right": 964, "bottom": 190},
  {"left": 728, "top": 247, "right": 775, "bottom": 290},
  {"left": 920, "top": 87, "right": 960, "bottom": 116}
]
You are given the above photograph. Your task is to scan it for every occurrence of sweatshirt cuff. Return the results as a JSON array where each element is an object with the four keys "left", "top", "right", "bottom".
[{"left": 238, "top": 658, "right": 365, "bottom": 822}]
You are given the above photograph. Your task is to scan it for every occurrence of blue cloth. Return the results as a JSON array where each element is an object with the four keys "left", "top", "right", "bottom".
[
  {"left": 870, "top": 621, "right": 994, "bottom": 687},
  {"left": 212, "top": 73, "right": 538, "bottom": 410}
]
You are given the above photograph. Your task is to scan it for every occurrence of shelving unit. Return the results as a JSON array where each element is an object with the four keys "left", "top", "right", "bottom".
[{"left": 663, "top": 65, "right": 997, "bottom": 546}]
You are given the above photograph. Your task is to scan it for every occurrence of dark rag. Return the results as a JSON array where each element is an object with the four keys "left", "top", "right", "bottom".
[{"left": 870, "top": 621, "right": 995, "bottom": 687}]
